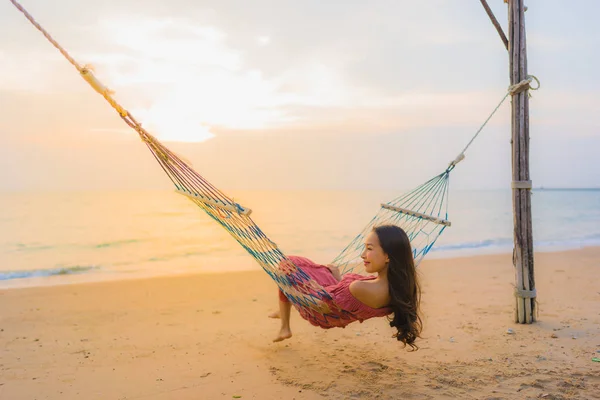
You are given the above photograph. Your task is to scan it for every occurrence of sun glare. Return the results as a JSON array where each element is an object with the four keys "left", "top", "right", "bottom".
[
  {"left": 132, "top": 106, "right": 215, "bottom": 143},
  {"left": 84, "top": 17, "right": 300, "bottom": 143}
]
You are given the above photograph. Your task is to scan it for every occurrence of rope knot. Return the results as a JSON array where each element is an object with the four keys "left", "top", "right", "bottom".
[
  {"left": 514, "top": 287, "right": 537, "bottom": 299},
  {"left": 508, "top": 75, "right": 540, "bottom": 96}
]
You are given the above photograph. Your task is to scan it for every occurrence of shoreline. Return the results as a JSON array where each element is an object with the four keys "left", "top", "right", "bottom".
[{"left": 1, "top": 244, "right": 599, "bottom": 291}]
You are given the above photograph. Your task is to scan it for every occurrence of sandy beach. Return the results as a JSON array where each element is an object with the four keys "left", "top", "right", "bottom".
[{"left": 1, "top": 247, "right": 599, "bottom": 400}]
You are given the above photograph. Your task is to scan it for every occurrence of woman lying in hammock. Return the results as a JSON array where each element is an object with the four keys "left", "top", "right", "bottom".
[{"left": 270, "top": 225, "right": 423, "bottom": 349}]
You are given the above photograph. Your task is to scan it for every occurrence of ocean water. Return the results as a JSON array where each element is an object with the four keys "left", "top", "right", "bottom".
[{"left": 1, "top": 188, "right": 599, "bottom": 289}]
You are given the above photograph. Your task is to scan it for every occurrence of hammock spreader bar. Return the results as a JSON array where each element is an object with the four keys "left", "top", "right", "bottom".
[{"left": 380, "top": 204, "right": 451, "bottom": 227}]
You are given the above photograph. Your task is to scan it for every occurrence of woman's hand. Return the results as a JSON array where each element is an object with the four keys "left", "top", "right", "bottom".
[{"left": 326, "top": 264, "right": 342, "bottom": 281}]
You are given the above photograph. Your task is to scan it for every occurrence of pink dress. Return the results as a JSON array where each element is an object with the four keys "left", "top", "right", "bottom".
[{"left": 279, "top": 256, "right": 392, "bottom": 329}]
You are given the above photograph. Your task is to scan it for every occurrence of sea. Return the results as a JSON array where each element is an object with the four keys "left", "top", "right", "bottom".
[{"left": 1, "top": 188, "right": 599, "bottom": 289}]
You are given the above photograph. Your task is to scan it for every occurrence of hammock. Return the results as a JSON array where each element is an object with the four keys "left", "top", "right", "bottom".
[{"left": 9, "top": 0, "right": 530, "bottom": 326}]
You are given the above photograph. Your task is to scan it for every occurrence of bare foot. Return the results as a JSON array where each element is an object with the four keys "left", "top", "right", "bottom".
[
  {"left": 272, "top": 327, "right": 292, "bottom": 342},
  {"left": 268, "top": 311, "right": 280, "bottom": 319}
]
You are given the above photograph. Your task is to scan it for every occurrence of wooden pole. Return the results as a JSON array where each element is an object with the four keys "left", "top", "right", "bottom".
[{"left": 508, "top": 0, "right": 536, "bottom": 323}]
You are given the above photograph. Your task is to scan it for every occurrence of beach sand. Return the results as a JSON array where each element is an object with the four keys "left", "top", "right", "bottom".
[{"left": 1, "top": 248, "right": 599, "bottom": 399}]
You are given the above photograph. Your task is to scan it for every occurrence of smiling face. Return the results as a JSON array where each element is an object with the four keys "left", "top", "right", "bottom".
[{"left": 361, "top": 230, "right": 390, "bottom": 274}]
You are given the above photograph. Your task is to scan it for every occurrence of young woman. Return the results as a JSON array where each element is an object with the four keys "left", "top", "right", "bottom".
[{"left": 270, "top": 225, "right": 423, "bottom": 349}]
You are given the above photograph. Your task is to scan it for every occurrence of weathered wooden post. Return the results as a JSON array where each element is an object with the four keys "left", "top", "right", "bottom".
[
  {"left": 508, "top": 0, "right": 536, "bottom": 323},
  {"left": 481, "top": 0, "right": 536, "bottom": 323}
]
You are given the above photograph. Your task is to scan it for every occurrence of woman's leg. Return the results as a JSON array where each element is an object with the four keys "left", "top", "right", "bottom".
[
  {"left": 268, "top": 289, "right": 286, "bottom": 318},
  {"left": 272, "top": 289, "right": 293, "bottom": 342},
  {"left": 273, "top": 297, "right": 292, "bottom": 342}
]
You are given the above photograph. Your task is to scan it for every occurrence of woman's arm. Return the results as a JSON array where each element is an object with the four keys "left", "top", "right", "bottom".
[{"left": 348, "top": 280, "right": 387, "bottom": 309}]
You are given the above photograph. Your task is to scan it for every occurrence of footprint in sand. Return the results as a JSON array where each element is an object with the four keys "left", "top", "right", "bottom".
[{"left": 361, "top": 361, "right": 389, "bottom": 372}]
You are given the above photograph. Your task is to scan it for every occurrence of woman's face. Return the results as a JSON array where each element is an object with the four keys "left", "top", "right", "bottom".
[{"left": 361, "top": 231, "right": 389, "bottom": 274}]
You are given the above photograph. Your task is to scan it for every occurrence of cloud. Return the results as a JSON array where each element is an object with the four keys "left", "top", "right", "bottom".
[{"left": 256, "top": 36, "right": 271, "bottom": 46}]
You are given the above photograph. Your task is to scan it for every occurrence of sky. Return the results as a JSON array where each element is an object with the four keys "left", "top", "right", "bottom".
[{"left": 0, "top": 0, "right": 598, "bottom": 192}]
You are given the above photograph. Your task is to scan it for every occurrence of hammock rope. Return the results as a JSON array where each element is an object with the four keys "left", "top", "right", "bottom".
[{"left": 8, "top": 0, "right": 537, "bottom": 324}]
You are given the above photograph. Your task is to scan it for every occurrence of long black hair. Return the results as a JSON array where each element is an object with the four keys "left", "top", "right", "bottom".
[{"left": 373, "top": 225, "right": 422, "bottom": 350}]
